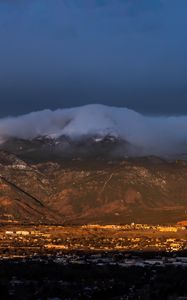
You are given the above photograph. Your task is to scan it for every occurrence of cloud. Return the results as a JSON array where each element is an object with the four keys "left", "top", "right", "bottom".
[{"left": 0, "top": 104, "right": 187, "bottom": 158}]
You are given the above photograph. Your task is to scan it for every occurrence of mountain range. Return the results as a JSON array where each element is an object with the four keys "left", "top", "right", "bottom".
[
  {"left": 0, "top": 105, "right": 187, "bottom": 225},
  {"left": 0, "top": 146, "right": 187, "bottom": 225}
]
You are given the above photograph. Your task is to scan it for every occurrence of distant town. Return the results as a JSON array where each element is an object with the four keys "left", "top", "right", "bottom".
[
  {"left": 0, "top": 223, "right": 187, "bottom": 299},
  {"left": 0, "top": 223, "right": 186, "bottom": 259}
]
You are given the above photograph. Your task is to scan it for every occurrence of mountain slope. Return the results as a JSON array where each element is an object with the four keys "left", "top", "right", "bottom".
[
  {"left": 0, "top": 151, "right": 61, "bottom": 224},
  {"left": 0, "top": 150, "right": 187, "bottom": 225}
]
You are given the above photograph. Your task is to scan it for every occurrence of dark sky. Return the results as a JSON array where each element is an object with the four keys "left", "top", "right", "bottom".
[{"left": 1, "top": 0, "right": 187, "bottom": 116}]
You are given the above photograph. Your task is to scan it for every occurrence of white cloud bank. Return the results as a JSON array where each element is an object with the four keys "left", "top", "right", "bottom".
[{"left": 0, "top": 104, "right": 187, "bottom": 158}]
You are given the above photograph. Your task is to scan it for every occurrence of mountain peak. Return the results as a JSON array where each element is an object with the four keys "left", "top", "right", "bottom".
[{"left": 0, "top": 104, "right": 187, "bottom": 159}]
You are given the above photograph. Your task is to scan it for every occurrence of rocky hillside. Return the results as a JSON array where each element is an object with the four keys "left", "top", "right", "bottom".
[
  {"left": 0, "top": 135, "right": 140, "bottom": 162},
  {"left": 0, "top": 150, "right": 187, "bottom": 225}
]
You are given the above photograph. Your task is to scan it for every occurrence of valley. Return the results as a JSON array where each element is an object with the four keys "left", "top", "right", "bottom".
[{"left": 0, "top": 224, "right": 186, "bottom": 258}]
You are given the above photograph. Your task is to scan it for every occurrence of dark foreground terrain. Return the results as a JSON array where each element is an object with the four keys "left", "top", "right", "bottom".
[
  {"left": 1, "top": 252, "right": 187, "bottom": 300},
  {"left": 0, "top": 225, "right": 186, "bottom": 299}
]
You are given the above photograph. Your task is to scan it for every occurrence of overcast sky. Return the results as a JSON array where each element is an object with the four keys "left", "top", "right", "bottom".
[{"left": 0, "top": 0, "right": 187, "bottom": 116}]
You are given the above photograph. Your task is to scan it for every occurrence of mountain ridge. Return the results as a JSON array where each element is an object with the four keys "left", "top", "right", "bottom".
[{"left": 0, "top": 149, "right": 186, "bottom": 225}]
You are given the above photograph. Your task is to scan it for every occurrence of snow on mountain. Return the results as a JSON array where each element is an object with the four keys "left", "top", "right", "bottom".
[{"left": 0, "top": 104, "right": 187, "bottom": 158}]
